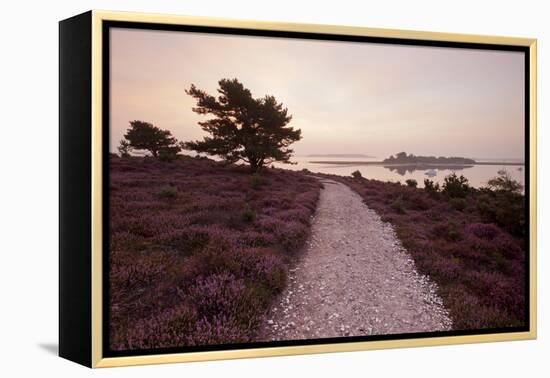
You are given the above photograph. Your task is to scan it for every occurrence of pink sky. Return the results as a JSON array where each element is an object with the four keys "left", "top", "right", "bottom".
[{"left": 110, "top": 28, "right": 525, "bottom": 159}]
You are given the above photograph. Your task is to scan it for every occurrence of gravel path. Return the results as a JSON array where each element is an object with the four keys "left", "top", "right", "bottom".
[{"left": 258, "top": 178, "right": 452, "bottom": 341}]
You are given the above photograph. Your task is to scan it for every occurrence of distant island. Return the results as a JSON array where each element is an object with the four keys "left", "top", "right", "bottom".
[
  {"left": 383, "top": 152, "right": 475, "bottom": 165},
  {"left": 309, "top": 151, "right": 523, "bottom": 167},
  {"left": 307, "top": 153, "right": 375, "bottom": 158}
]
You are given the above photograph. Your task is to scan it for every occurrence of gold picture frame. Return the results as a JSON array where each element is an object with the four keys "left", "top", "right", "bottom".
[{"left": 59, "top": 10, "right": 537, "bottom": 368}]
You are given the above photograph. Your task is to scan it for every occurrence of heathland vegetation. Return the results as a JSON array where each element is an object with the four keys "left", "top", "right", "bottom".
[
  {"left": 111, "top": 77, "right": 526, "bottom": 348},
  {"left": 109, "top": 155, "right": 320, "bottom": 349},
  {"left": 333, "top": 171, "right": 526, "bottom": 329}
]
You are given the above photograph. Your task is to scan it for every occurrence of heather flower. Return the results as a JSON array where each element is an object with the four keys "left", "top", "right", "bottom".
[
  {"left": 319, "top": 171, "right": 526, "bottom": 330},
  {"left": 109, "top": 156, "right": 320, "bottom": 350}
]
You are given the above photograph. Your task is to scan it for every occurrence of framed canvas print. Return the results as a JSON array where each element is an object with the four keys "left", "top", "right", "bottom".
[{"left": 59, "top": 10, "right": 537, "bottom": 368}]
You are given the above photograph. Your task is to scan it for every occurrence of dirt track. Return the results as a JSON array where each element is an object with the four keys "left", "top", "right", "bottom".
[{"left": 258, "top": 178, "right": 452, "bottom": 341}]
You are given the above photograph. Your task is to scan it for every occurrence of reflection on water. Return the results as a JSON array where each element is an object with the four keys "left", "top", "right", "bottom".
[
  {"left": 384, "top": 164, "right": 473, "bottom": 176},
  {"left": 273, "top": 156, "right": 525, "bottom": 189}
]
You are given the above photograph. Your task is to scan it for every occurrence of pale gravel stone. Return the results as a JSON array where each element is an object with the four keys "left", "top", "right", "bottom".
[{"left": 257, "top": 178, "right": 452, "bottom": 341}]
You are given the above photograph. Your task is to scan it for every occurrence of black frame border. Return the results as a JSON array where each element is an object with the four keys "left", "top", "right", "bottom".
[
  {"left": 59, "top": 11, "right": 93, "bottom": 367},
  {"left": 101, "top": 20, "right": 531, "bottom": 359}
]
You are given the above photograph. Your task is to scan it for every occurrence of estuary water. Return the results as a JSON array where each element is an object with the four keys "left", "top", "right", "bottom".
[{"left": 273, "top": 156, "right": 525, "bottom": 189}]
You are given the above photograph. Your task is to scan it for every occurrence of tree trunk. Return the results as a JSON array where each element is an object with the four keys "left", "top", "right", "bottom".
[
  {"left": 250, "top": 161, "right": 259, "bottom": 173},
  {"left": 256, "top": 164, "right": 264, "bottom": 173},
  {"left": 247, "top": 154, "right": 261, "bottom": 173}
]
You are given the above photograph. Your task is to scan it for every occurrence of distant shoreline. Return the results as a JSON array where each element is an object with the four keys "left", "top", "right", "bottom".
[
  {"left": 309, "top": 161, "right": 524, "bottom": 166},
  {"left": 306, "top": 154, "right": 375, "bottom": 158}
]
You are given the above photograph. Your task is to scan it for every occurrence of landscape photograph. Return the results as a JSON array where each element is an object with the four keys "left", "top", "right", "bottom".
[{"left": 107, "top": 27, "right": 527, "bottom": 351}]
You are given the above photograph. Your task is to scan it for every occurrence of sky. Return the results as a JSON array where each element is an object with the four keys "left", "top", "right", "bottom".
[{"left": 110, "top": 28, "right": 525, "bottom": 159}]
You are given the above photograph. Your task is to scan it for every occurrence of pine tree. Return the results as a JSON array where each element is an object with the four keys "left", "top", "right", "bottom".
[
  {"left": 122, "top": 121, "right": 181, "bottom": 158},
  {"left": 184, "top": 78, "right": 301, "bottom": 172}
]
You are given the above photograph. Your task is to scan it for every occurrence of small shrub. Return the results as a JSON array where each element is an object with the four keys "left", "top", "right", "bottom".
[
  {"left": 390, "top": 196, "right": 406, "bottom": 214},
  {"left": 239, "top": 230, "right": 276, "bottom": 247},
  {"left": 409, "top": 194, "right": 431, "bottom": 211},
  {"left": 250, "top": 173, "right": 262, "bottom": 189},
  {"left": 449, "top": 197, "right": 466, "bottom": 211},
  {"left": 476, "top": 191, "right": 525, "bottom": 237},
  {"left": 158, "top": 148, "right": 179, "bottom": 162},
  {"left": 351, "top": 170, "right": 362, "bottom": 179},
  {"left": 154, "top": 226, "right": 212, "bottom": 254},
  {"left": 405, "top": 179, "right": 418, "bottom": 188},
  {"left": 117, "top": 139, "right": 132, "bottom": 158},
  {"left": 242, "top": 205, "right": 256, "bottom": 223},
  {"left": 442, "top": 173, "right": 470, "bottom": 198},
  {"left": 274, "top": 221, "right": 308, "bottom": 252},
  {"left": 158, "top": 185, "right": 178, "bottom": 198},
  {"left": 188, "top": 273, "right": 247, "bottom": 317},
  {"left": 486, "top": 170, "right": 523, "bottom": 193},
  {"left": 432, "top": 221, "right": 461, "bottom": 242},
  {"left": 301, "top": 168, "right": 311, "bottom": 174},
  {"left": 465, "top": 223, "right": 501, "bottom": 240},
  {"left": 424, "top": 179, "right": 440, "bottom": 196}
]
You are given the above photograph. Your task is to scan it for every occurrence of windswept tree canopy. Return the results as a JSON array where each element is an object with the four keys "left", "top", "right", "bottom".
[
  {"left": 184, "top": 78, "right": 302, "bottom": 172},
  {"left": 122, "top": 120, "right": 182, "bottom": 157}
]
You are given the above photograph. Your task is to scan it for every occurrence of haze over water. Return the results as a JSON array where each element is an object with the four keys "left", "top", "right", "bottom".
[
  {"left": 110, "top": 28, "right": 526, "bottom": 188},
  {"left": 272, "top": 155, "right": 524, "bottom": 188}
]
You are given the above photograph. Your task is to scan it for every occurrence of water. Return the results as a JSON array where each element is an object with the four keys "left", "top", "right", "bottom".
[{"left": 273, "top": 156, "right": 525, "bottom": 189}]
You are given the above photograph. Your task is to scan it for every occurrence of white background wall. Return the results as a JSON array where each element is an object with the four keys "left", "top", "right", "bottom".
[{"left": 1, "top": 0, "right": 547, "bottom": 376}]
